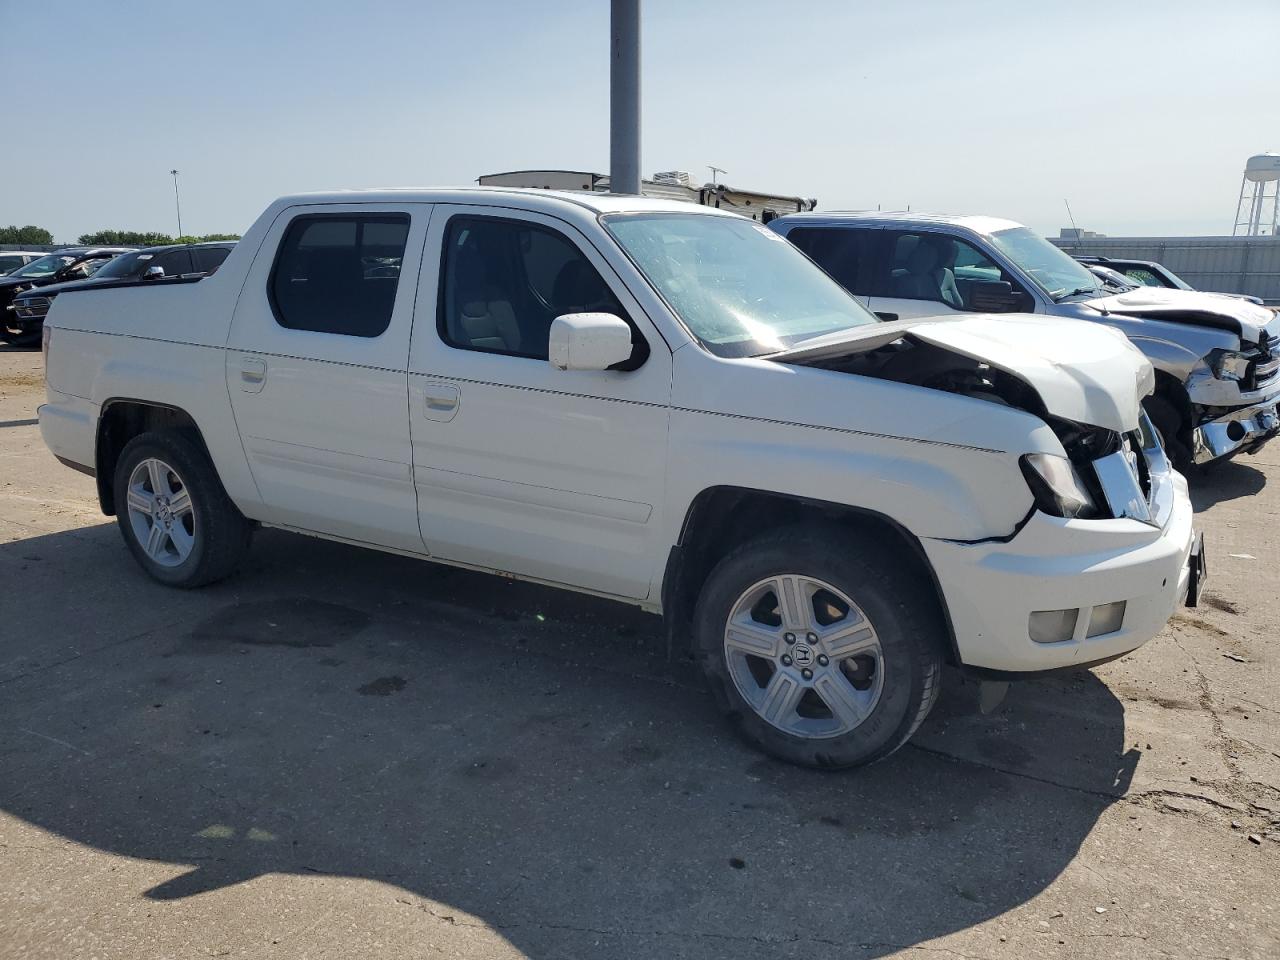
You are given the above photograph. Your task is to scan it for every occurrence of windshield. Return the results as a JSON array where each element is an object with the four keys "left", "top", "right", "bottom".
[
  {"left": 989, "top": 227, "right": 1102, "bottom": 301},
  {"left": 11, "top": 254, "right": 75, "bottom": 279},
  {"left": 90, "top": 251, "right": 150, "bottom": 280},
  {"left": 603, "top": 213, "right": 878, "bottom": 357}
]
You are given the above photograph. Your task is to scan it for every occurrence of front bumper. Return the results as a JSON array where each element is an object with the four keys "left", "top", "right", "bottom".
[
  {"left": 922, "top": 470, "right": 1198, "bottom": 673},
  {"left": 4, "top": 301, "right": 47, "bottom": 338},
  {"left": 1192, "top": 397, "right": 1280, "bottom": 464}
]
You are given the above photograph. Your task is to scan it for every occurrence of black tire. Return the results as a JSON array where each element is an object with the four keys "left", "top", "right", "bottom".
[
  {"left": 692, "top": 526, "right": 945, "bottom": 769},
  {"left": 113, "top": 431, "right": 252, "bottom": 588},
  {"left": 1144, "top": 393, "right": 1194, "bottom": 472},
  {"left": 0, "top": 322, "right": 41, "bottom": 348}
]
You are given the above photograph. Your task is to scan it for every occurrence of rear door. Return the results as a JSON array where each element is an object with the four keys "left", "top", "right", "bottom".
[{"left": 225, "top": 203, "right": 430, "bottom": 552}]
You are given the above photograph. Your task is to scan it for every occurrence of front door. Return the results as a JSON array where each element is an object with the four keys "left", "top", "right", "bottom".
[
  {"left": 225, "top": 203, "right": 430, "bottom": 553},
  {"left": 867, "top": 229, "right": 1030, "bottom": 320},
  {"left": 407, "top": 205, "right": 671, "bottom": 600}
]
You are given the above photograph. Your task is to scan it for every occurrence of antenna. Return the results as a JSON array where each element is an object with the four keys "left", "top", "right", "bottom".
[
  {"left": 707, "top": 165, "right": 726, "bottom": 186},
  {"left": 1064, "top": 198, "right": 1080, "bottom": 239}
]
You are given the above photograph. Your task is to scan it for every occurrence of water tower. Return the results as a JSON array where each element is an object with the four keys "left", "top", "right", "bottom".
[{"left": 1233, "top": 153, "right": 1280, "bottom": 237}]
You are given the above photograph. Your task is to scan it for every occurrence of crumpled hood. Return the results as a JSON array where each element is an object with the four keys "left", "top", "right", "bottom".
[
  {"left": 775, "top": 314, "right": 1153, "bottom": 433},
  {"left": 906, "top": 315, "right": 1153, "bottom": 433},
  {"left": 1085, "top": 286, "right": 1278, "bottom": 345}
]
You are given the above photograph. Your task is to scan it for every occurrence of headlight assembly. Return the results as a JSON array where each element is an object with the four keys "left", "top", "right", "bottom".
[
  {"left": 1020, "top": 453, "right": 1098, "bottom": 519},
  {"left": 1210, "top": 350, "right": 1251, "bottom": 382}
]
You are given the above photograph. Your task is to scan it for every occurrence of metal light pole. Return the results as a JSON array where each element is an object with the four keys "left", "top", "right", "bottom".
[
  {"left": 170, "top": 169, "right": 184, "bottom": 237},
  {"left": 610, "top": 0, "right": 641, "bottom": 195}
]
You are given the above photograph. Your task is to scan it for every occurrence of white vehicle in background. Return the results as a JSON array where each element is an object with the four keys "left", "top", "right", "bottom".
[
  {"left": 39, "top": 188, "right": 1200, "bottom": 769},
  {"left": 0, "top": 251, "right": 46, "bottom": 275},
  {"left": 771, "top": 212, "right": 1280, "bottom": 469}
]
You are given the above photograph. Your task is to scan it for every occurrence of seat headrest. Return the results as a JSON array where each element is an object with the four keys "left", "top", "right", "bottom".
[
  {"left": 552, "top": 259, "right": 610, "bottom": 314},
  {"left": 905, "top": 242, "right": 939, "bottom": 276}
]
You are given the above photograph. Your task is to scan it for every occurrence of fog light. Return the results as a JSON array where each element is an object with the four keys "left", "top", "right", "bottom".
[
  {"left": 1029, "top": 608, "right": 1078, "bottom": 643},
  {"left": 1086, "top": 601, "right": 1126, "bottom": 638}
]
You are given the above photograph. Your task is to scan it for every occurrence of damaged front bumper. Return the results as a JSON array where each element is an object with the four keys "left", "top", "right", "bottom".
[
  {"left": 1192, "top": 397, "right": 1280, "bottom": 464},
  {"left": 923, "top": 416, "right": 1200, "bottom": 674}
]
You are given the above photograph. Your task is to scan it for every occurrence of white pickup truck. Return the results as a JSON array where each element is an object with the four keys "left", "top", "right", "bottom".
[{"left": 39, "top": 188, "right": 1202, "bottom": 769}]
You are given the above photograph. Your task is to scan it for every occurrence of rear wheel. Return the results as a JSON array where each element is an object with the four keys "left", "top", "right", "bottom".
[
  {"left": 693, "top": 528, "right": 944, "bottom": 769},
  {"left": 113, "top": 431, "right": 252, "bottom": 587}
]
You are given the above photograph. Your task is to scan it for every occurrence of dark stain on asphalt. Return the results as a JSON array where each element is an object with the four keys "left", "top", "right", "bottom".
[
  {"left": 975, "top": 735, "right": 1034, "bottom": 769},
  {"left": 357, "top": 676, "right": 406, "bottom": 696},
  {"left": 1204, "top": 595, "right": 1241, "bottom": 615},
  {"left": 458, "top": 757, "right": 518, "bottom": 781},
  {"left": 621, "top": 741, "right": 663, "bottom": 765},
  {"left": 190, "top": 598, "right": 371, "bottom": 649}
]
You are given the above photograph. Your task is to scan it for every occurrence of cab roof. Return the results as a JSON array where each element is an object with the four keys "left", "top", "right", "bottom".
[
  {"left": 774, "top": 210, "right": 1026, "bottom": 237},
  {"left": 266, "top": 186, "right": 743, "bottom": 219}
]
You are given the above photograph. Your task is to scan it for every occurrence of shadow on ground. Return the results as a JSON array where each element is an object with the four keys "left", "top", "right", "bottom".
[
  {"left": 1190, "top": 457, "right": 1268, "bottom": 510},
  {"left": 0, "top": 524, "right": 1136, "bottom": 957}
]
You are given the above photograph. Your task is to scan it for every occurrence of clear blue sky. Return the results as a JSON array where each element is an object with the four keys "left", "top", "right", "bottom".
[{"left": 2, "top": 0, "right": 1277, "bottom": 242}]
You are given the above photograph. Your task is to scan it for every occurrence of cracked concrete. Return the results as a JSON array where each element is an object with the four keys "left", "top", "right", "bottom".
[{"left": 1, "top": 345, "right": 1278, "bottom": 959}]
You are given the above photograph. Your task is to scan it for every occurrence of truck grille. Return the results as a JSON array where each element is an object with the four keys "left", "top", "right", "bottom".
[
  {"left": 14, "top": 297, "right": 51, "bottom": 319},
  {"left": 1253, "top": 344, "right": 1280, "bottom": 389}
]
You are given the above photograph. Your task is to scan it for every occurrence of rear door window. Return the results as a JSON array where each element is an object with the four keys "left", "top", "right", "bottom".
[
  {"left": 785, "top": 227, "right": 874, "bottom": 297},
  {"left": 270, "top": 215, "right": 410, "bottom": 337},
  {"left": 193, "top": 246, "right": 231, "bottom": 274}
]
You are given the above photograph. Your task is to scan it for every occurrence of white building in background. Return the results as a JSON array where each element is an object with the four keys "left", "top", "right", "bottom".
[{"left": 476, "top": 169, "right": 816, "bottom": 222}]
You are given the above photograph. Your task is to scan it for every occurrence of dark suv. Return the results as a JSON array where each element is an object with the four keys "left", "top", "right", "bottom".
[
  {"left": 0, "top": 247, "right": 135, "bottom": 344},
  {"left": 5, "top": 242, "right": 233, "bottom": 345}
]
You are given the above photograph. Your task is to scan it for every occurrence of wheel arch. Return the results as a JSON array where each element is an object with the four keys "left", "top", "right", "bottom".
[
  {"left": 94, "top": 399, "right": 215, "bottom": 515},
  {"left": 661, "top": 486, "right": 961, "bottom": 665}
]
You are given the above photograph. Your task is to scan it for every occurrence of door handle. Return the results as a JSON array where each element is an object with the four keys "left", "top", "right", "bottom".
[
  {"left": 424, "top": 388, "right": 458, "bottom": 410},
  {"left": 421, "top": 381, "right": 460, "bottom": 422},
  {"left": 240, "top": 357, "right": 267, "bottom": 393}
]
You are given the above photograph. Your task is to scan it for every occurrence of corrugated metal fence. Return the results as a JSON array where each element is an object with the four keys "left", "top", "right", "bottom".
[{"left": 1050, "top": 235, "right": 1280, "bottom": 304}]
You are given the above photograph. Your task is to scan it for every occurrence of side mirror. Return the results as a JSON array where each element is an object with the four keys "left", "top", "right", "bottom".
[
  {"left": 969, "top": 280, "right": 1027, "bottom": 313},
  {"left": 144, "top": 266, "right": 166, "bottom": 280},
  {"left": 548, "top": 313, "right": 634, "bottom": 371}
]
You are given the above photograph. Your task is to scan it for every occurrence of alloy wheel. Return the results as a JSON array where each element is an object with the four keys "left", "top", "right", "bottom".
[
  {"left": 126, "top": 457, "right": 196, "bottom": 568},
  {"left": 723, "top": 574, "right": 885, "bottom": 738}
]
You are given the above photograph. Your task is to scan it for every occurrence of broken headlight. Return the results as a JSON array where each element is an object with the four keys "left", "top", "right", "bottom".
[
  {"left": 1209, "top": 349, "right": 1251, "bottom": 382},
  {"left": 1020, "top": 453, "right": 1098, "bottom": 519}
]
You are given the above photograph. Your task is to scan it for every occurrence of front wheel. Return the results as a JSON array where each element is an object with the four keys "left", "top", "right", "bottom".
[
  {"left": 113, "top": 431, "right": 252, "bottom": 587},
  {"left": 693, "top": 528, "right": 944, "bottom": 769}
]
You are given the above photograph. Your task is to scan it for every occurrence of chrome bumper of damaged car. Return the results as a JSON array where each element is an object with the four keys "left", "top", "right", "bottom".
[{"left": 1192, "top": 399, "right": 1280, "bottom": 464}]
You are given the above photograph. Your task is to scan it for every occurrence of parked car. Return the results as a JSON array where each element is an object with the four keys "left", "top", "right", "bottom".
[
  {"left": 39, "top": 189, "right": 1202, "bottom": 769},
  {"left": 0, "top": 247, "right": 135, "bottom": 344},
  {"left": 0, "top": 251, "right": 46, "bottom": 276},
  {"left": 1083, "top": 263, "right": 1138, "bottom": 291},
  {"left": 7, "top": 242, "right": 234, "bottom": 346},
  {"left": 770, "top": 213, "right": 1280, "bottom": 469},
  {"left": 1074, "top": 255, "right": 1266, "bottom": 306}
]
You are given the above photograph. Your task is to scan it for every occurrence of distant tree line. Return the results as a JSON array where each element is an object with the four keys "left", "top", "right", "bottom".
[
  {"left": 0, "top": 225, "right": 55, "bottom": 244},
  {"left": 0, "top": 225, "right": 242, "bottom": 246},
  {"left": 77, "top": 230, "right": 242, "bottom": 246}
]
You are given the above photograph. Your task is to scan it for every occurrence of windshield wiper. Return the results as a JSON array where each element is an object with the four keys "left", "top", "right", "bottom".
[{"left": 1053, "top": 286, "right": 1099, "bottom": 302}]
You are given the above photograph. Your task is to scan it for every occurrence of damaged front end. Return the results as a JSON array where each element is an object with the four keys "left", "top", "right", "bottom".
[{"left": 787, "top": 328, "right": 1179, "bottom": 532}]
